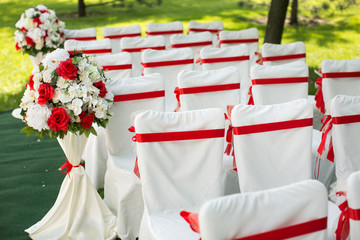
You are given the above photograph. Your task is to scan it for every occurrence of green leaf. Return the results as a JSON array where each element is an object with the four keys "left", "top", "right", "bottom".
[{"left": 90, "top": 126, "right": 97, "bottom": 136}]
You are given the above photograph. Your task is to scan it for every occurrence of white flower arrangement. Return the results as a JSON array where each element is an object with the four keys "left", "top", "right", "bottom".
[
  {"left": 20, "top": 49, "right": 113, "bottom": 139},
  {"left": 14, "top": 5, "right": 65, "bottom": 56}
]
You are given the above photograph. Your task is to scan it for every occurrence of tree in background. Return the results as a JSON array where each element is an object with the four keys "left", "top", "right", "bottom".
[
  {"left": 290, "top": 0, "right": 298, "bottom": 25},
  {"left": 264, "top": 0, "right": 289, "bottom": 44}
]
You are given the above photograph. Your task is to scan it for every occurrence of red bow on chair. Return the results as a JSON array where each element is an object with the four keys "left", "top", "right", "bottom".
[
  {"left": 224, "top": 105, "right": 237, "bottom": 171},
  {"left": 60, "top": 159, "right": 83, "bottom": 177},
  {"left": 335, "top": 192, "right": 350, "bottom": 240},
  {"left": 128, "top": 126, "right": 140, "bottom": 178}
]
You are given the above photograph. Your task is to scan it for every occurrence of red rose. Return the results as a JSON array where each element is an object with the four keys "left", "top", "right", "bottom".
[
  {"left": 27, "top": 75, "right": 35, "bottom": 90},
  {"left": 15, "top": 42, "right": 21, "bottom": 51},
  {"left": 47, "top": 107, "right": 69, "bottom": 132},
  {"left": 79, "top": 111, "right": 95, "bottom": 129},
  {"left": 56, "top": 58, "right": 78, "bottom": 80},
  {"left": 26, "top": 37, "right": 34, "bottom": 46},
  {"left": 33, "top": 17, "right": 42, "bottom": 26},
  {"left": 37, "top": 83, "right": 54, "bottom": 105},
  {"left": 40, "top": 10, "right": 49, "bottom": 13},
  {"left": 20, "top": 27, "right": 27, "bottom": 33},
  {"left": 93, "top": 81, "right": 108, "bottom": 98}
]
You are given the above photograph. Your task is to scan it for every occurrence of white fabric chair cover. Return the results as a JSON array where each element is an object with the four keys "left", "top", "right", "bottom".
[
  {"left": 218, "top": 28, "right": 259, "bottom": 67},
  {"left": 188, "top": 21, "right": 223, "bottom": 47},
  {"left": 135, "top": 108, "right": 225, "bottom": 240},
  {"left": 199, "top": 180, "right": 328, "bottom": 240},
  {"left": 200, "top": 45, "right": 250, "bottom": 104},
  {"left": 103, "top": 25, "right": 142, "bottom": 53},
  {"left": 146, "top": 21, "right": 183, "bottom": 49},
  {"left": 142, "top": 48, "right": 194, "bottom": 112},
  {"left": 25, "top": 133, "right": 117, "bottom": 240},
  {"left": 95, "top": 52, "right": 132, "bottom": 79},
  {"left": 64, "top": 28, "right": 97, "bottom": 41},
  {"left": 347, "top": 171, "right": 360, "bottom": 239},
  {"left": 121, "top": 35, "right": 165, "bottom": 77},
  {"left": 64, "top": 38, "right": 112, "bottom": 56},
  {"left": 104, "top": 73, "right": 165, "bottom": 239},
  {"left": 261, "top": 41, "right": 306, "bottom": 66},
  {"left": 170, "top": 32, "right": 212, "bottom": 70}
]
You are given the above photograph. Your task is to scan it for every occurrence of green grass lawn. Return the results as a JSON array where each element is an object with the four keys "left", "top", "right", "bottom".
[{"left": 1, "top": 0, "right": 360, "bottom": 112}]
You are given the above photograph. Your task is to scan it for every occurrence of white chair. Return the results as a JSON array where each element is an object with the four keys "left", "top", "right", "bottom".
[
  {"left": 347, "top": 171, "right": 360, "bottom": 240},
  {"left": 64, "top": 38, "right": 112, "bottom": 56},
  {"left": 135, "top": 108, "right": 225, "bottom": 240},
  {"left": 260, "top": 41, "right": 306, "bottom": 66},
  {"left": 104, "top": 73, "right": 165, "bottom": 240},
  {"left": 103, "top": 25, "right": 142, "bottom": 53},
  {"left": 170, "top": 32, "right": 212, "bottom": 70},
  {"left": 188, "top": 20, "right": 224, "bottom": 46},
  {"left": 141, "top": 48, "right": 194, "bottom": 112},
  {"left": 231, "top": 99, "right": 340, "bottom": 239},
  {"left": 95, "top": 52, "right": 132, "bottom": 79},
  {"left": 198, "top": 180, "right": 329, "bottom": 240},
  {"left": 121, "top": 35, "right": 166, "bottom": 77},
  {"left": 199, "top": 45, "right": 250, "bottom": 104},
  {"left": 218, "top": 28, "right": 259, "bottom": 67},
  {"left": 64, "top": 28, "right": 97, "bottom": 41},
  {"left": 146, "top": 21, "right": 183, "bottom": 49}
]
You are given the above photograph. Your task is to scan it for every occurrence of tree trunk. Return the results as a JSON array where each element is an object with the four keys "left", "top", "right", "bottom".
[
  {"left": 264, "top": 0, "right": 289, "bottom": 44},
  {"left": 78, "top": 0, "right": 86, "bottom": 17},
  {"left": 290, "top": 0, "right": 298, "bottom": 25}
]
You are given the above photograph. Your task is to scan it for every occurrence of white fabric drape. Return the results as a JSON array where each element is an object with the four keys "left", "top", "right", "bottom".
[
  {"left": 103, "top": 25, "right": 141, "bottom": 53},
  {"left": 146, "top": 21, "right": 183, "bottom": 49},
  {"left": 261, "top": 41, "right": 306, "bottom": 66}
]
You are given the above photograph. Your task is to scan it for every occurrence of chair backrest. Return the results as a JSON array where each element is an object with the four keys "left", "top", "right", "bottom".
[
  {"left": 199, "top": 180, "right": 328, "bottom": 240},
  {"left": 199, "top": 45, "right": 250, "bottom": 104},
  {"left": 218, "top": 28, "right": 259, "bottom": 67},
  {"left": 177, "top": 66, "right": 241, "bottom": 112},
  {"left": 232, "top": 99, "right": 313, "bottom": 192},
  {"left": 347, "top": 171, "right": 360, "bottom": 240},
  {"left": 103, "top": 25, "right": 142, "bottom": 53},
  {"left": 320, "top": 58, "right": 360, "bottom": 115},
  {"left": 146, "top": 21, "right": 183, "bottom": 49},
  {"left": 141, "top": 48, "right": 194, "bottom": 112},
  {"left": 64, "top": 39, "right": 112, "bottom": 56},
  {"left": 261, "top": 41, "right": 306, "bottom": 66},
  {"left": 64, "top": 28, "right": 97, "bottom": 41},
  {"left": 330, "top": 95, "right": 360, "bottom": 193},
  {"left": 134, "top": 108, "right": 225, "bottom": 213},
  {"left": 188, "top": 21, "right": 224, "bottom": 47},
  {"left": 105, "top": 73, "right": 165, "bottom": 171},
  {"left": 170, "top": 32, "right": 212, "bottom": 70},
  {"left": 121, "top": 35, "right": 166, "bottom": 77},
  {"left": 249, "top": 60, "right": 309, "bottom": 105},
  {"left": 95, "top": 52, "right": 132, "bottom": 79}
]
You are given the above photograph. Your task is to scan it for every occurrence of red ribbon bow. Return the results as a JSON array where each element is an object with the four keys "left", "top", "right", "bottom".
[
  {"left": 247, "top": 86, "right": 254, "bottom": 105},
  {"left": 335, "top": 192, "right": 350, "bottom": 240},
  {"left": 224, "top": 105, "right": 236, "bottom": 171},
  {"left": 60, "top": 159, "right": 83, "bottom": 177},
  {"left": 128, "top": 126, "right": 140, "bottom": 178},
  {"left": 174, "top": 87, "right": 181, "bottom": 112}
]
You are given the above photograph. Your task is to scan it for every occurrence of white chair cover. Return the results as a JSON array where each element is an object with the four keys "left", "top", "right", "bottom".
[
  {"left": 142, "top": 48, "right": 194, "bottom": 112},
  {"left": 170, "top": 32, "right": 212, "bottom": 70},
  {"left": 25, "top": 133, "right": 117, "bottom": 240},
  {"left": 64, "top": 28, "right": 97, "bottom": 41},
  {"left": 103, "top": 25, "right": 142, "bottom": 53},
  {"left": 104, "top": 73, "right": 165, "bottom": 240},
  {"left": 64, "top": 39, "right": 112, "bottom": 56},
  {"left": 121, "top": 35, "right": 165, "bottom": 77},
  {"left": 146, "top": 21, "right": 183, "bottom": 49},
  {"left": 135, "top": 108, "right": 225, "bottom": 240},
  {"left": 199, "top": 45, "right": 250, "bottom": 104},
  {"left": 188, "top": 21, "right": 224, "bottom": 46},
  {"left": 261, "top": 41, "right": 306, "bottom": 66},
  {"left": 347, "top": 171, "right": 360, "bottom": 240},
  {"left": 218, "top": 28, "right": 259, "bottom": 67},
  {"left": 95, "top": 52, "right": 132, "bottom": 79},
  {"left": 199, "top": 180, "right": 328, "bottom": 240}
]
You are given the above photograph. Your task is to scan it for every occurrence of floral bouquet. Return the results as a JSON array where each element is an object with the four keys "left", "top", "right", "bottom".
[
  {"left": 20, "top": 48, "right": 113, "bottom": 139},
  {"left": 14, "top": 4, "right": 65, "bottom": 57}
]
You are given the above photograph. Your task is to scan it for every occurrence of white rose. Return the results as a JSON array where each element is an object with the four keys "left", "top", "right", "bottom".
[
  {"left": 35, "top": 41, "right": 44, "bottom": 50},
  {"left": 94, "top": 103, "right": 107, "bottom": 119},
  {"left": 31, "top": 66, "right": 41, "bottom": 75},
  {"left": 42, "top": 69, "right": 52, "bottom": 83},
  {"left": 43, "top": 49, "right": 69, "bottom": 69},
  {"left": 69, "top": 98, "right": 83, "bottom": 116},
  {"left": 20, "top": 89, "right": 36, "bottom": 110},
  {"left": 58, "top": 91, "right": 72, "bottom": 103},
  {"left": 36, "top": 5, "right": 48, "bottom": 11},
  {"left": 33, "top": 73, "right": 43, "bottom": 82},
  {"left": 25, "top": 104, "right": 51, "bottom": 131},
  {"left": 27, "top": 28, "right": 44, "bottom": 42},
  {"left": 68, "top": 84, "right": 81, "bottom": 99},
  {"left": 25, "top": 8, "right": 35, "bottom": 18},
  {"left": 56, "top": 77, "right": 69, "bottom": 89}
]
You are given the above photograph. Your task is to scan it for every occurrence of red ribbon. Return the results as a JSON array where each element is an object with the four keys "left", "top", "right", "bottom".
[
  {"left": 180, "top": 211, "right": 200, "bottom": 234},
  {"left": 247, "top": 86, "right": 254, "bottom": 105},
  {"left": 200, "top": 56, "right": 249, "bottom": 64},
  {"left": 171, "top": 41, "right": 213, "bottom": 48},
  {"left": 128, "top": 126, "right": 140, "bottom": 178},
  {"left": 219, "top": 38, "right": 258, "bottom": 46},
  {"left": 135, "top": 129, "right": 224, "bottom": 142},
  {"left": 146, "top": 30, "right": 183, "bottom": 35},
  {"left": 262, "top": 53, "right": 306, "bottom": 62},
  {"left": 188, "top": 28, "right": 221, "bottom": 33},
  {"left": 103, "top": 64, "right": 132, "bottom": 71},
  {"left": 65, "top": 36, "right": 96, "bottom": 41},
  {"left": 104, "top": 33, "right": 141, "bottom": 39},
  {"left": 60, "top": 159, "right": 83, "bottom": 177},
  {"left": 141, "top": 59, "right": 194, "bottom": 68},
  {"left": 122, "top": 46, "right": 166, "bottom": 52},
  {"left": 114, "top": 90, "right": 165, "bottom": 102},
  {"left": 224, "top": 105, "right": 236, "bottom": 171},
  {"left": 67, "top": 49, "right": 112, "bottom": 55}
]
